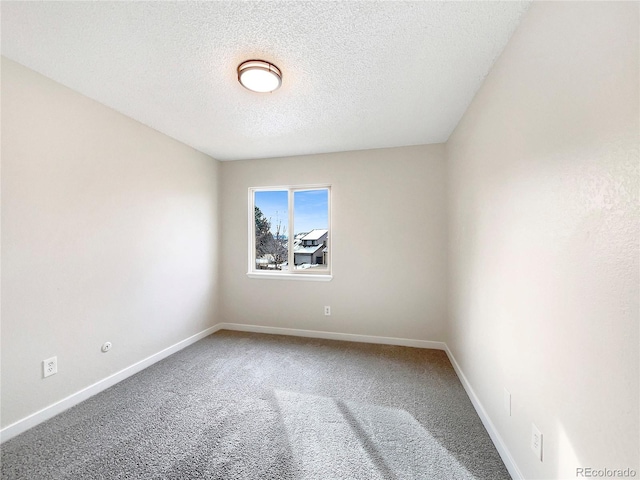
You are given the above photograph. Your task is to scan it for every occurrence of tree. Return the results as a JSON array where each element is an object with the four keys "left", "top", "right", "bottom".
[
  {"left": 255, "top": 207, "right": 287, "bottom": 269},
  {"left": 255, "top": 206, "right": 272, "bottom": 258},
  {"left": 267, "top": 215, "right": 287, "bottom": 267}
]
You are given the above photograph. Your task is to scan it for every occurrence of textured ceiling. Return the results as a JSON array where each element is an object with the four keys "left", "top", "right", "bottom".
[{"left": 1, "top": 1, "right": 530, "bottom": 161}]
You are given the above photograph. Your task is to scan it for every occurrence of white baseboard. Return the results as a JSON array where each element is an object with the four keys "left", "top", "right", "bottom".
[
  {"left": 0, "top": 324, "right": 222, "bottom": 443},
  {"left": 219, "top": 323, "right": 522, "bottom": 478},
  {"left": 216, "top": 322, "right": 448, "bottom": 350},
  {"left": 443, "top": 345, "right": 523, "bottom": 480},
  {"left": 2, "top": 321, "right": 523, "bottom": 480},
  {"left": 218, "top": 323, "right": 522, "bottom": 478}
]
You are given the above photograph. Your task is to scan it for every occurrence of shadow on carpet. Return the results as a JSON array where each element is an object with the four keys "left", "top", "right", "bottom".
[{"left": 1, "top": 330, "right": 511, "bottom": 479}]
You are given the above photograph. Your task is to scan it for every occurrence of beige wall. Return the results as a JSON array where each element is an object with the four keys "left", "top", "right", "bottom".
[
  {"left": 220, "top": 145, "right": 448, "bottom": 341},
  {"left": 1, "top": 58, "right": 221, "bottom": 428},
  {"left": 446, "top": 2, "right": 639, "bottom": 478},
  {"left": 3, "top": 3, "right": 638, "bottom": 476}
]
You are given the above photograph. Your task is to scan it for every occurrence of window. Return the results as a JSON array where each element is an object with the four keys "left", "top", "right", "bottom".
[{"left": 249, "top": 186, "right": 331, "bottom": 280}]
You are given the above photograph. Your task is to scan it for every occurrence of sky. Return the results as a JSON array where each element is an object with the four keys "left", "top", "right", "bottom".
[{"left": 255, "top": 189, "right": 328, "bottom": 237}]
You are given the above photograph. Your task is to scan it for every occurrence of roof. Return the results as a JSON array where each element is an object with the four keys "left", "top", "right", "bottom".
[
  {"left": 294, "top": 244, "right": 324, "bottom": 255},
  {"left": 301, "top": 229, "right": 328, "bottom": 241}
]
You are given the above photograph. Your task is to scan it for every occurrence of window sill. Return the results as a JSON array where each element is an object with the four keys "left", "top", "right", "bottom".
[{"left": 247, "top": 272, "right": 333, "bottom": 282}]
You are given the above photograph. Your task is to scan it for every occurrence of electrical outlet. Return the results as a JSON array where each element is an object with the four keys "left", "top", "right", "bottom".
[
  {"left": 324, "top": 306, "right": 331, "bottom": 316},
  {"left": 531, "top": 423, "right": 543, "bottom": 461},
  {"left": 43, "top": 356, "right": 57, "bottom": 378},
  {"left": 503, "top": 388, "right": 511, "bottom": 416}
]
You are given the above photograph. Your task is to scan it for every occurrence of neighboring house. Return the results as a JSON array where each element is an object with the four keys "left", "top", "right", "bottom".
[{"left": 293, "top": 229, "right": 328, "bottom": 266}]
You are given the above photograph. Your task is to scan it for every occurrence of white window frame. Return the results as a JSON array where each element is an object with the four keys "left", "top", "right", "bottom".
[{"left": 248, "top": 185, "right": 332, "bottom": 281}]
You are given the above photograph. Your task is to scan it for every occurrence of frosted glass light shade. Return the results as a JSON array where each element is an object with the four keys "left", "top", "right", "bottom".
[{"left": 238, "top": 60, "right": 282, "bottom": 93}]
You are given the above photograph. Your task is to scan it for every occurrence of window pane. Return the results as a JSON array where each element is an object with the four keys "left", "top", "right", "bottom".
[
  {"left": 254, "top": 191, "right": 288, "bottom": 271},
  {"left": 293, "top": 189, "right": 329, "bottom": 271}
]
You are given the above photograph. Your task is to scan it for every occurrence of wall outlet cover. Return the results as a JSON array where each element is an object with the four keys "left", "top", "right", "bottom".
[
  {"left": 503, "top": 388, "right": 511, "bottom": 416},
  {"left": 43, "top": 356, "right": 58, "bottom": 378},
  {"left": 531, "top": 423, "right": 543, "bottom": 461}
]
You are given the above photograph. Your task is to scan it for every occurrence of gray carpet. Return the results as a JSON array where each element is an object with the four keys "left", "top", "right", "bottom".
[{"left": 1, "top": 330, "right": 510, "bottom": 479}]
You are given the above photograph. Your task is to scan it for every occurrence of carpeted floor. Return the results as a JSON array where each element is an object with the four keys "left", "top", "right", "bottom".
[{"left": 1, "top": 330, "right": 510, "bottom": 479}]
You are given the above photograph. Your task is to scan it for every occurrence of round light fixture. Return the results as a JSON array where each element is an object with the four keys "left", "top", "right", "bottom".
[{"left": 237, "top": 60, "right": 282, "bottom": 93}]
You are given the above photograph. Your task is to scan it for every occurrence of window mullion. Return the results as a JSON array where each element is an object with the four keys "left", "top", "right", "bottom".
[
  {"left": 288, "top": 189, "right": 294, "bottom": 272},
  {"left": 250, "top": 189, "right": 255, "bottom": 272}
]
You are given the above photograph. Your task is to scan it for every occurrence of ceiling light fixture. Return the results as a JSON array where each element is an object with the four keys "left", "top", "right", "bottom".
[{"left": 237, "top": 60, "right": 282, "bottom": 93}]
